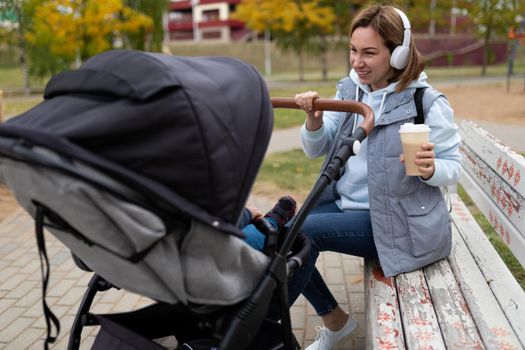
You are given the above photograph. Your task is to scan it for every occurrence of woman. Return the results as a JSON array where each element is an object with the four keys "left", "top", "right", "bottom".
[{"left": 292, "top": 5, "right": 461, "bottom": 350}]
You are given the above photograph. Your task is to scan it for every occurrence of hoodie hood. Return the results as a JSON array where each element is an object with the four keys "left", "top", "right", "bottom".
[{"left": 347, "top": 69, "right": 431, "bottom": 122}]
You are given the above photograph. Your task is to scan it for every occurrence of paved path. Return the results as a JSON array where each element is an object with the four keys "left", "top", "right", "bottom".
[{"left": 470, "top": 120, "right": 525, "bottom": 152}]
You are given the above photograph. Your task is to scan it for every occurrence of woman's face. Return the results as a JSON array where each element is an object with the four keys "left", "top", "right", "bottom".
[{"left": 350, "top": 26, "right": 394, "bottom": 91}]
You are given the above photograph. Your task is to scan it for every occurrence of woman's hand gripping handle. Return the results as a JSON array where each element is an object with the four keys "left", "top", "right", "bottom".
[
  {"left": 294, "top": 91, "right": 323, "bottom": 131},
  {"left": 270, "top": 97, "right": 374, "bottom": 141}
]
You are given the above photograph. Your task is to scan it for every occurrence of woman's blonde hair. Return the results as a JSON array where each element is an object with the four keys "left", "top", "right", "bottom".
[{"left": 350, "top": 5, "right": 425, "bottom": 92}]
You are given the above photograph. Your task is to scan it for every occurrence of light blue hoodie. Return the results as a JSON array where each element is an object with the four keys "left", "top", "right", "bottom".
[{"left": 301, "top": 69, "right": 461, "bottom": 210}]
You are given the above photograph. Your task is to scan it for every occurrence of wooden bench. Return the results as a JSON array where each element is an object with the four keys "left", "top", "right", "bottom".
[{"left": 365, "top": 120, "right": 525, "bottom": 349}]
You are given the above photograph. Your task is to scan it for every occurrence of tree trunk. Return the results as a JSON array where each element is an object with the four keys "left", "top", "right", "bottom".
[
  {"left": 321, "top": 51, "right": 328, "bottom": 81},
  {"left": 299, "top": 48, "right": 304, "bottom": 82},
  {"left": 320, "top": 35, "right": 328, "bottom": 81},
  {"left": 14, "top": 4, "right": 30, "bottom": 95},
  {"left": 264, "top": 29, "right": 272, "bottom": 76},
  {"left": 480, "top": 1, "right": 492, "bottom": 76},
  {"left": 450, "top": 0, "right": 457, "bottom": 36},
  {"left": 20, "top": 53, "right": 30, "bottom": 95},
  {"left": 80, "top": 0, "right": 88, "bottom": 62},
  {"left": 482, "top": 25, "right": 492, "bottom": 76},
  {"left": 429, "top": 0, "right": 436, "bottom": 36}
]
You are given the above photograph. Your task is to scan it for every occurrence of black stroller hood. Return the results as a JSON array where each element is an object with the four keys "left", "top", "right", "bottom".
[{"left": 0, "top": 50, "right": 273, "bottom": 235}]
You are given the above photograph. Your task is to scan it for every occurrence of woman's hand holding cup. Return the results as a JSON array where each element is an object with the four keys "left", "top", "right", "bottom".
[
  {"left": 295, "top": 91, "right": 324, "bottom": 131},
  {"left": 399, "top": 123, "right": 435, "bottom": 179},
  {"left": 415, "top": 143, "right": 435, "bottom": 180},
  {"left": 400, "top": 142, "right": 435, "bottom": 180}
]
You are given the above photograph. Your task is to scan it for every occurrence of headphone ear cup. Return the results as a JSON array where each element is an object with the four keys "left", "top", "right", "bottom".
[{"left": 390, "top": 45, "right": 409, "bottom": 70}]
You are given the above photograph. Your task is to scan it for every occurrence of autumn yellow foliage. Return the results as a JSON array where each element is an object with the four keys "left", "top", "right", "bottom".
[
  {"left": 26, "top": 0, "right": 152, "bottom": 61},
  {"left": 233, "top": 0, "right": 335, "bottom": 34}
]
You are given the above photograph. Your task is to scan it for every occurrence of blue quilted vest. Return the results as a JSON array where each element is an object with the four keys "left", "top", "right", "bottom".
[{"left": 319, "top": 77, "right": 451, "bottom": 277}]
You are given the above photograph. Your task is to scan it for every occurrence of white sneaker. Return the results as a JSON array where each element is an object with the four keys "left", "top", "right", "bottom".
[{"left": 305, "top": 316, "right": 358, "bottom": 350}]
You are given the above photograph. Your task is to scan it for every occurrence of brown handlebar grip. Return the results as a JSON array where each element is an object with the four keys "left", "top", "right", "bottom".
[{"left": 270, "top": 97, "right": 374, "bottom": 137}]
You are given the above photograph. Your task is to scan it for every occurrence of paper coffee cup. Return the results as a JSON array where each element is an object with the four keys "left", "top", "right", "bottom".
[{"left": 399, "top": 123, "right": 431, "bottom": 176}]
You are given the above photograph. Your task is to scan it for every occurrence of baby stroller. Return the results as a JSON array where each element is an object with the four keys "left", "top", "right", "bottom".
[{"left": 0, "top": 50, "right": 374, "bottom": 350}]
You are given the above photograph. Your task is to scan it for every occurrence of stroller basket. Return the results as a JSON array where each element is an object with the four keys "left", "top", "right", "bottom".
[{"left": 0, "top": 50, "right": 374, "bottom": 350}]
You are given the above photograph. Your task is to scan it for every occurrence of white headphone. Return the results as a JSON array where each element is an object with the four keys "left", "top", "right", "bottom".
[{"left": 390, "top": 8, "right": 411, "bottom": 70}]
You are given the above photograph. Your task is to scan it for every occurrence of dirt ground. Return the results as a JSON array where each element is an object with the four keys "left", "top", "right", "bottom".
[
  {"left": 440, "top": 81, "right": 525, "bottom": 125},
  {"left": 1, "top": 81, "right": 524, "bottom": 222}
]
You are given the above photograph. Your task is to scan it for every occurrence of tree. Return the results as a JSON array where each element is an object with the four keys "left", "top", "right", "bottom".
[
  {"left": 234, "top": 0, "right": 335, "bottom": 81},
  {"left": 0, "top": 0, "right": 31, "bottom": 94},
  {"left": 125, "top": 0, "right": 169, "bottom": 52},
  {"left": 316, "top": 0, "right": 360, "bottom": 78},
  {"left": 0, "top": 1, "right": 18, "bottom": 45},
  {"left": 24, "top": 0, "right": 153, "bottom": 78},
  {"left": 462, "top": 0, "right": 521, "bottom": 75}
]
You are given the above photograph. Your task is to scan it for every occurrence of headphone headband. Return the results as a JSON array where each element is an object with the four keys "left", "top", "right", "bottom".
[
  {"left": 394, "top": 8, "right": 411, "bottom": 47},
  {"left": 390, "top": 7, "right": 412, "bottom": 69}
]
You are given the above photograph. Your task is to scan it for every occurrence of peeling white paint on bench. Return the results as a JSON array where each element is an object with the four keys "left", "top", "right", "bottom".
[
  {"left": 396, "top": 269, "right": 446, "bottom": 349},
  {"left": 424, "top": 259, "right": 483, "bottom": 348},
  {"left": 448, "top": 223, "right": 523, "bottom": 349},
  {"left": 459, "top": 121, "right": 525, "bottom": 197},
  {"left": 459, "top": 120, "right": 525, "bottom": 266},
  {"left": 365, "top": 262, "right": 405, "bottom": 350},
  {"left": 450, "top": 193, "right": 525, "bottom": 347}
]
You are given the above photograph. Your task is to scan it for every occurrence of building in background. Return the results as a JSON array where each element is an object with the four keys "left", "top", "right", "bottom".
[{"left": 167, "top": 0, "right": 251, "bottom": 42}]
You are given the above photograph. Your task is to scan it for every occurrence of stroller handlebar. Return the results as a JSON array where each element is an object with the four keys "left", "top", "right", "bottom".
[{"left": 270, "top": 97, "right": 374, "bottom": 137}]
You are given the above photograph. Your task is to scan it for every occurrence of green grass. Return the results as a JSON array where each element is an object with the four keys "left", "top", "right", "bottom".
[
  {"left": 0, "top": 63, "right": 340, "bottom": 128},
  {"left": 169, "top": 41, "right": 349, "bottom": 76},
  {"left": 1, "top": 41, "right": 523, "bottom": 129},
  {"left": 270, "top": 82, "right": 338, "bottom": 98},
  {"left": 270, "top": 82, "right": 338, "bottom": 129},
  {"left": 2, "top": 40, "right": 524, "bottom": 92},
  {"left": 272, "top": 109, "right": 307, "bottom": 129},
  {"left": 269, "top": 81, "right": 335, "bottom": 129},
  {"left": 255, "top": 149, "right": 323, "bottom": 198},
  {"left": 0, "top": 64, "right": 48, "bottom": 91},
  {"left": 457, "top": 185, "right": 525, "bottom": 291}
]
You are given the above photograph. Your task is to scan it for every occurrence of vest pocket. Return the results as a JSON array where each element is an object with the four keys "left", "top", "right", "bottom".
[{"left": 399, "top": 187, "right": 450, "bottom": 257}]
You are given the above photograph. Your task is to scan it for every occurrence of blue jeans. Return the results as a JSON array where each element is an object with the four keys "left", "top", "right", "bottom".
[{"left": 287, "top": 202, "right": 377, "bottom": 315}]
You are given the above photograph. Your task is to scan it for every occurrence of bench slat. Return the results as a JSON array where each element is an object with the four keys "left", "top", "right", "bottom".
[
  {"left": 460, "top": 164, "right": 525, "bottom": 268},
  {"left": 460, "top": 138, "right": 525, "bottom": 237},
  {"left": 396, "top": 269, "right": 446, "bottom": 349},
  {"left": 461, "top": 143, "right": 525, "bottom": 236},
  {"left": 450, "top": 193, "right": 525, "bottom": 347},
  {"left": 365, "top": 261, "right": 405, "bottom": 350},
  {"left": 459, "top": 121, "right": 525, "bottom": 267},
  {"left": 448, "top": 224, "right": 523, "bottom": 349},
  {"left": 459, "top": 120, "right": 525, "bottom": 198},
  {"left": 424, "top": 259, "right": 484, "bottom": 348}
]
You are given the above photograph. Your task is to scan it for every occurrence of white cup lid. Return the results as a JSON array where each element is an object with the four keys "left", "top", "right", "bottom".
[{"left": 399, "top": 122, "right": 431, "bottom": 133}]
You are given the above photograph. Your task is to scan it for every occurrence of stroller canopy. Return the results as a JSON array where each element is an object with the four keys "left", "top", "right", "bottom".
[{"left": 0, "top": 49, "right": 273, "bottom": 235}]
